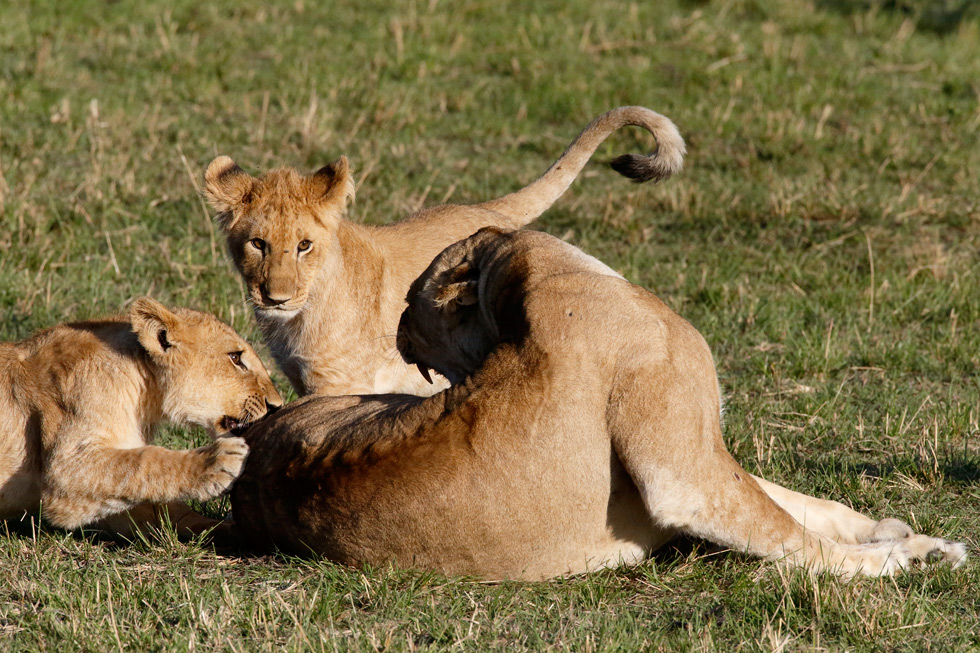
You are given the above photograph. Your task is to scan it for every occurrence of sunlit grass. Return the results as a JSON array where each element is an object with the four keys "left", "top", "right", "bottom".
[{"left": 1, "top": 0, "right": 978, "bottom": 649}]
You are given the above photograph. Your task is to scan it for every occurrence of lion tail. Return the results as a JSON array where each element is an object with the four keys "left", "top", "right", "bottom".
[{"left": 477, "top": 106, "right": 685, "bottom": 227}]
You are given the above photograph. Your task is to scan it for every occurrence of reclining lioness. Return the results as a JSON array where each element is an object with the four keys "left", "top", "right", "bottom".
[
  {"left": 0, "top": 298, "right": 282, "bottom": 537},
  {"left": 230, "top": 229, "right": 966, "bottom": 579},
  {"left": 204, "top": 106, "right": 684, "bottom": 397}
]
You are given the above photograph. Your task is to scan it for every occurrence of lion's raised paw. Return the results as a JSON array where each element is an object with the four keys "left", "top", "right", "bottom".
[{"left": 189, "top": 438, "right": 249, "bottom": 500}]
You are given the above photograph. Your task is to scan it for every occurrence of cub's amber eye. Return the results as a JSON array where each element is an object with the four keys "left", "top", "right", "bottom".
[
  {"left": 249, "top": 238, "right": 266, "bottom": 251},
  {"left": 297, "top": 239, "right": 312, "bottom": 252},
  {"left": 229, "top": 351, "right": 246, "bottom": 369}
]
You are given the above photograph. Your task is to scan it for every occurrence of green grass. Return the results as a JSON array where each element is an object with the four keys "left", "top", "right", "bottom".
[{"left": 2, "top": 0, "right": 979, "bottom": 649}]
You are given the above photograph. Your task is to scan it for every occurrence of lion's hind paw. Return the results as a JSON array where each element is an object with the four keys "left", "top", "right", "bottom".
[
  {"left": 887, "top": 535, "right": 968, "bottom": 573},
  {"left": 912, "top": 536, "right": 967, "bottom": 569},
  {"left": 865, "top": 517, "right": 913, "bottom": 543}
]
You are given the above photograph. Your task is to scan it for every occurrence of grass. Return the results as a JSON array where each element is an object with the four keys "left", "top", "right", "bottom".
[{"left": 2, "top": 0, "right": 979, "bottom": 649}]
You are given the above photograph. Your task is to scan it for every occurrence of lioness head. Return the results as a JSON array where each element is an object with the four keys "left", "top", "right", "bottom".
[
  {"left": 397, "top": 228, "right": 531, "bottom": 385},
  {"left": 129, "top": 298, "right": 283, "bottom": 435},
  {"left": 203, "top": 156, "right": 356, "bottom": 319}
]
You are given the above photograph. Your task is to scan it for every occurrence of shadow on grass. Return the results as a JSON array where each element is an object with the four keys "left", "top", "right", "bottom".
[
  {"left": 0, "top": 515, "right": 132, "bottom": 551},
  {"left": 791, "top": 450, "right": 980, "bottom": 485},
  {"left": 676, "top": 0, "right": 977, "bottom": 34},
  {"left": 815, "top": 0, "right": 978, "bottom": 35}
]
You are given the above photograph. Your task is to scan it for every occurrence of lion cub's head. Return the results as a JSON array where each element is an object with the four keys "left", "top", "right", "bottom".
[
  {"left": 203, "top": 156, "right": 355, "bottom": 319},
  {"left": 129, "top": 298, "right": 283, "bottom": 435},
  {"left": 397, "top": 228, "right": 532, "bottom": 385}
]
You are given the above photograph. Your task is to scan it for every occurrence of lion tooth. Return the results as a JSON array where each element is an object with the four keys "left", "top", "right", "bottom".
[{"left": 417, "top": 363, "right": 433, "bottom": 384}]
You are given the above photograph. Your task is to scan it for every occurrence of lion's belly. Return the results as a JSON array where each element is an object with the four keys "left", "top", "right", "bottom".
[
  {"left": 0, "top": 370, "right": 40, "bottom": 518},
  {"left": 312, "top": 460, "right": 666, "bottom": 580},
  {"left": 233, "top": 408, "right": 672, "bottom": 580}
]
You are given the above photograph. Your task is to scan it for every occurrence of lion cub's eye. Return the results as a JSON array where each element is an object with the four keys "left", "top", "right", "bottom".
[
  {"left": 249, "top": 238, "right": 266, "bottom": 252},
  {"left": 229, "top": 351, "right": 247, "bottom": 370},
  {"left": 297, "top": 239, "right": 312, "bottom": 253}
]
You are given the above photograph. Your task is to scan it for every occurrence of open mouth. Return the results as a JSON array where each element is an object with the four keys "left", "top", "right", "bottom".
[{"left": 219, "top": 416, "right": 251, "bottom": 436}]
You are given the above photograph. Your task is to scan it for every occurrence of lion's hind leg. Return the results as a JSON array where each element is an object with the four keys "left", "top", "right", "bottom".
[
  {"left": 627, "top": 454, "right": 966, "bottom": 576},
  {"left": 750, "top": 474, "right": 913, "bottom": 544},
  {"left": 607, "top": 377, "right": 966, "bottom": 576},
  {"left": 749, "top": 474, "right": 966, "bottom": 572}
]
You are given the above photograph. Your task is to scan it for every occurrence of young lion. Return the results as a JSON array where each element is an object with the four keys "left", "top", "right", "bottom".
[
  {"left": 230, "top": 229, "right": 966, "bottom": 580},
  {"left": 204, "top": 106, "right": 685, "bottom": 397},
  {"left": 0, "top": 298, "right": 282, "bottom": 537}
]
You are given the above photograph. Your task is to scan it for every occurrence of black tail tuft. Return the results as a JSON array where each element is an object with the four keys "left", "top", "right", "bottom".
[{"left": 610, "top": 154, "right": 671, "bottom": 183}]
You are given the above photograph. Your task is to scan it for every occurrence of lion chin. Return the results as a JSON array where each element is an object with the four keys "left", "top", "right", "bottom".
[
  {"left": 254, "top": 305, "right": 302, "bottom": 321},
  {"left": 230, "top": 228, "right": 966, "bottom": 581}
]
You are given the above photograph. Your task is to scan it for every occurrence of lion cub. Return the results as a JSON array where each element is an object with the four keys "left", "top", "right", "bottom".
[
  {"left": 0, "top": 298, "right": 282, "bottom": 537},
  {"left": 204, "top": 106, "right": 685, "bottom": 397}
]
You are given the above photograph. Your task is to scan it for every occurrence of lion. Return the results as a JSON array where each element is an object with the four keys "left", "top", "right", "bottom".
[
  {"left": 203, "top": 106, "right": 685, "bottom": 397},
  {"left": 0, "top": 298, "right": 282, "bottom": 538},
  {"left": 229, "top": 228, "right": 966, "bottom": 580}
]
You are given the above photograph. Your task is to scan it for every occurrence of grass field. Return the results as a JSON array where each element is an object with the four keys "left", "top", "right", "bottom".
[{"left": 2, "top": 0, "right": 979, "bottom": 649}]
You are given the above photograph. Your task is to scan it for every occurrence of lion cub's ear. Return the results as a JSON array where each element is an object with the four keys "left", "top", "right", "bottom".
[
  {"left": 204, "top": 156, "right": 255, "bottom": 227},
  {"left": 433, "top": 262, "right": 479, "bottom": 311},
  {"left": 130, "top": 297, "right": 182, "bottom": 358},
  {"left": 307, "top": 156, "right": 356, "bottom": 211}
]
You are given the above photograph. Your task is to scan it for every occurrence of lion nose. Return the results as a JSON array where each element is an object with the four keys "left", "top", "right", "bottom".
[
  {"left": 260, "top": 284, "right": 291, "bottom": 306},
  {"left": 265, "top": 400, "right": 282, "bottom": 415}
]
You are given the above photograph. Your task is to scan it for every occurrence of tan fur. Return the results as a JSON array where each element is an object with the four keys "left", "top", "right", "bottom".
[
  {"left": 0, "top": 299, "right": 282, "bottom": 537},
  {"left": 231, "top": 229, "right": 966, "bottom": 580},
  {"left": 204, "top": 106, "right": 685, "bottom": 396}
]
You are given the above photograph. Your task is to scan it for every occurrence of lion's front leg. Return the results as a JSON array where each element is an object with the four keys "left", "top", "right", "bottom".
[{"left": 42, "top": 439, "right": 248, "bottom": 530}]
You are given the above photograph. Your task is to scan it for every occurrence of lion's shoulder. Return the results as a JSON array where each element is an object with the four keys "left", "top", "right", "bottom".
[{"left": 3, "top": 317, "right": 144, "bottom": 404}]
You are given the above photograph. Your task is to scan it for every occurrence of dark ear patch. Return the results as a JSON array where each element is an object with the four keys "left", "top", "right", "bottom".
[
  {"left": 130, "top": 297, "right": 180, "bottom": 357},
  {"left": 306, "top": 156, "right": 355, "bottom": 209}
]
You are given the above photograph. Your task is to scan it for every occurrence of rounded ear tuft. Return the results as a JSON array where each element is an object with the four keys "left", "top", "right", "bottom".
[
  {"left": 203, "top": 155, "right": 255, "bottom": 226},
  {"left": 434, "top": 280, "right": 479, "bottom": 310},
  {"left": 130, "top": 297, "right": 180, "bottom": 357}
]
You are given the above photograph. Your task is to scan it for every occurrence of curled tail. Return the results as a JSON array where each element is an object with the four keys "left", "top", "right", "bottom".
[{"left": 479, "top": 106, "right": 685, "bottom": 226}]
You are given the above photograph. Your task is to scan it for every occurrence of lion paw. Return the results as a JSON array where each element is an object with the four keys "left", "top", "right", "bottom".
[
  {"left": 875, "top": 535, "right": 968, "bottom": 575},
  {"left": 902, "top": 535, "right": 968, "bottom": 569},
  {"left": 865, "top": 517, "right": 913, "bottom": 543},
  {"left": 189, "top": 437, "right": 249, "bottom": 501}
]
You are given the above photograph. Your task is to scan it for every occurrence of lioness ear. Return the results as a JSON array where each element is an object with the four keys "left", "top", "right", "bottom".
[
  {"left": 433, "top": 262, "right": 479, "bottom": 311},
  {"left": 307, "top": 156, "right": 355, "bottom": 210},
  {"left": 130, "top": 297, "right": 181, "bottom": 357},
  {"left": 204, "top": 155, "right": 254, "bottom": 229}
]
